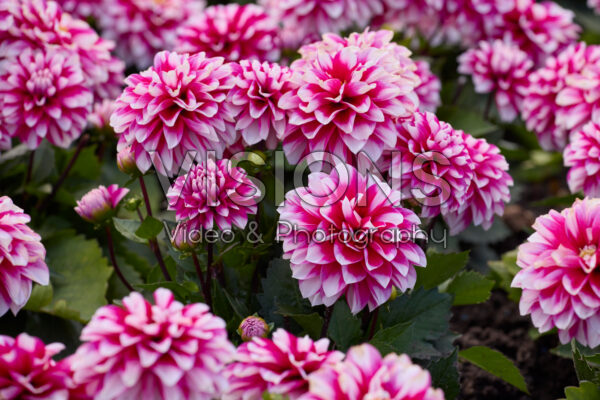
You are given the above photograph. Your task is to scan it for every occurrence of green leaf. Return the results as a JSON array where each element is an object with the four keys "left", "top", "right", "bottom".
[
  {"left": 423, "top": 349, "right": 460, "bottom": 400},
  {"left": 446, "top": 271, "right": 494, "bottom": 305},
  {"left": 436, "top": 105, "right": 498, "bottom": 137},
  {"left": 277, "top": 310, "right": 323, "bottom": 340},
  {"left": 24, "top": 284, "right": 54, "bottom": 311},
  {"left": 488, "top": 249, "right": 522, "bottom": 303},
  {"left": 135, "top": 216, "right": 164, "bottom": 240},
  {"left": 42, "top": 230, "right": 112, "bottom": 322},
  {"left": 374, "top": 288, "right": 454, "bottom": 359},
  {"left": 416, "top": 250, "right": 469, "bottom": 290},
  {"left": 328, "top": 301, "right": 363, "bottom": 351},
  {"left": 70, "top": 145, "right": 101, "bottom": 180},
  {"left": 459, "top": 346, "right": 529, "bottom": 394},
  {"left": 573, "top": 341, "right": 600, "bottom": 385},
  {"left": 458, "top": 218, "right": 511, "bottom": 244},
  {"left": 113, "top": 218, "right": 146, "bottom": 243},
  {"left": 563, "top": 381, "right": 600, "bottom": 400}
]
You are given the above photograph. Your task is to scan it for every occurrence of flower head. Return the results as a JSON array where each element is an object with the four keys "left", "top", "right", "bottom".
[
  {"left": 0, "top": 333, "right": 72, "bottom": 400},
  {"left": 54, "top": 0, "right": 96, "bottom": 19},
  {"left": 0, "top": 196, "right": 49, "bottom": 317},
  {"left": 279, "top": 30, "right": 420, "bottom": 166},
  {"left": 590, "top": 0, "right": 600, "bottom": 14},
  {"left": 415, "top": 59, "right": 441, "bottom": 113},
  {"left": 458, "top": 39, "right": 533, "bottom": 122},
  {"left": 116, "top": 145, "right": 139, "bottom": 176},
  {"left": 176, "top": 4, "right": 280, "bottom": 63},
  {"left": 96, "top": 0, "right": 204, "bottom": 69},
  {"left": 390, "top": 112, "right": 474, "bottom": 220},
  {"left": 87, "top": 99, "right": 115, "bottom": 130},
  {"left": 564, "top": 122, "right": 600, "bottom": 197},
  {"left": 229, "top": 60, "right": 291, "bottom": 149},
  {"left": 225, "top": 328, "right": 344, "bottom": 400},
  {"left": 278, "top": 164, "right": 426, "bottom": 313},
  {"left": 111, "top": 51, "right": 237, "bottom": 177},
  {"left": 167, "top": 158, "right": 261, "bottom": 231},
  {"left": 238, "top": 316, "right": 270, "bottom": 342},
  {"left": 442, "top": 132, "right": 513, "bottom": 235},
  {"left": 512, "top": 198, "right": 600, "bottom": 347},
  {"left": 0, "top": 47, "right": 92, "bottom": 149},
  {"left": 71, "top": 288, "right": 234, "bottom": 400},
  {"left": 300, "top": 343, "right": 445, "bottom": 400},
  {"left": 75, "top": 184, "right": 129, "bottom": 224}
]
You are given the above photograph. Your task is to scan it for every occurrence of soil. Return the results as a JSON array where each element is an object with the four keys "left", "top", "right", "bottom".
[{"left": 451, "top": 290, "right": 578, "bottom": 400}]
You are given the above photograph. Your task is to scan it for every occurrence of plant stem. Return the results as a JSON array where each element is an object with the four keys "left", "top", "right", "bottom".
[
  {"left": 192, "top": 251, "right": 212, "bottom": 309},
  {"left": 105, "top": 226, "right": 134, "bottom": 292},
  {"left": 367, "top": 308, "right": 380, "bottom": 340},
  {"left": 321, "top": 306, "right": 333, "bottom": 338},
  {"left": 483, "top": 93, "right": 493, "bottom": 121},
  {"left": 138, "top": 176, "right": 171, "bottom": 281},
  {"left": 25, "top": 150, "right": 35, "bottom": 187},
  {"left": 38, "top": 134, "right": 89, "bottom": 211}
]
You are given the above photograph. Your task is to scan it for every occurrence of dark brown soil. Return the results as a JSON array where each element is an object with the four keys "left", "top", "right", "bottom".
[{"left": 451, "top": 291, "right": 578, "bottom": 400}]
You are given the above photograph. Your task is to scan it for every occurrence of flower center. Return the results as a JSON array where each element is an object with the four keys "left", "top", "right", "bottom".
[
  {"left": 28, "top": 68, "right": 55, "bottom": 94},
  {"left": 579, "top": 245, "right": 598, "bottom": 274}
]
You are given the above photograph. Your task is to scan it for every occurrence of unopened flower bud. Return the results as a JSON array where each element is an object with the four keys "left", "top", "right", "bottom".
[
  {"left": 75, "top": 184, "right": 129, "bottom": 224},
  {"left": 170, "top": 223, "right": 195, "bottom": 252},
  {"left": 117, "top": 146, "right": 139, "bottom": 176},
  {"left": 238, "top": 316, "right": 270, "bottom": 341}
]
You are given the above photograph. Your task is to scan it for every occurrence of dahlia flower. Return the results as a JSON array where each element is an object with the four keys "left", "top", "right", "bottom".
[
  {"left": 54, "top": 0, "right": 96, "bottom": 19},
  {"left": 277, "top": 164, "right": 426, "bottom": 313},
  {"left": 458, "top": 40, "right": 533, "bottom": 122},
  {"left": 0, "top": 196, "right": 49, "bottom": 317},
  {"left": 564, "top": 122, "right": 600, "bottom": 198},
  {"left": 75, "top": 184, "right": 129, "bottom": 224},
  {"left": 0, "top": 47, "right": 92, "bottom": 149},
  {"left": 176, "top": 4, "right": 280, "bottom": 63},
  {"left": 0, "top": 333, "right": 72, "bottom": 400},
  {"left": 167, "top": 158, "right": 261, "bottom": 232},
  {"left": 415, "top": 60, "right": 441, "bottom": 113},
  {"left": 590, "top": 0, "right": 600, "bottom": 14},
  {"left": 238, "top": 316, "right": 270, "bottom": 342},
  {"left": 116, "top": 146, "right": 139, "bottom": 176},
  {"left": 71, "top": 289, "right": 234, "bottom": 400},
  {"left": 300, "top": 343, "right": 445, "bottom": 400},
  {"left": 497, "top": 0, "right": 579, "bottom": 64},
  {"left": 0, "top": 0, "right": 125, "bottom": 101},
  {"left": 229, "top": 60, "right": 291, "bottom": 149},
  {"left": 0, "top": 126, "right": 10, "bottom": 153},
  {"left": 279, "top": 31, "right": 420, "bottom": 166},
  {"left": 111, "top": 51, "right": 237, "bottom": 177},
  {"left": 87, "top": 99, "right": 115, "bottom": 129},
  {"left": 96, "top": 0, "right": 204, "bottom": 69},
  {"left": 390, "top": 112, "right": 474, "bottom": 220},
  {"left": 224, "top": 328, "right": 344, "bottom": 400},
  {"left": 442, "top": 132, "right": 513, "bottom": 235},
  {"left": 521, "top": 43, "right": 599, "bottom": 151},
  {"left": 512, "top": 198, "right": 600, "bottom": 347},
  {"left": 259, "top": 0, "right": 380, "bottom": 49}
]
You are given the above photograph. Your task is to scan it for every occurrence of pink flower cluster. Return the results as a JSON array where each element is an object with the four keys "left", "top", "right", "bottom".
[
  {"left": 0, "top": 0, "right": 124, "bottom": 151},
  {"left": 521, "top": 43, "right": 600, "bottom": 151},
  {"left": 167, "top": 158, "right": 261, "bottom": 232},
  {"left": 391, "top": 112, "right": 513, "bottom": 235},
  {"left": 176, "top": 4, "right": 280, "bottom": 63},
  {"left": 513, "top": 198, "right": 600, "bottom": 348},
  {"left": 458, "top": 40, "right": 533, "bottom": 122},
  {"left": 0, "top": 196, "right": 49, "bottom": 317},
  {"left": 278, "top": 164, "right": 426, "bottom": 313},
  {"left": 301, "top": 343, "right": 445, "bottom": 400},
  {"left": 415, "top": 60, "right": 441, "bottom": 113},
  {"left": 70, "top": 289, "right": 234, "bottom": 399}
]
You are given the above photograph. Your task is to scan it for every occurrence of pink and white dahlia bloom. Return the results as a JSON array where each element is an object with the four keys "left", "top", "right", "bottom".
[
  {"left": 167, "top": 158, "right": 261, "bottom": 231},
  {"left": 390, "top": 112, "right": 474, "bottom": 220},
  {"left": 0, "top": 196, "right": 49, "bottom": 317},
  {"left": 564, "top": 122, "right": 600, "bottom": 198},
  {"left": 522, "top": 42, "right": 600, "bottom": 151},
  {"left": 229, "top": 60, "right": 291, "bottom": 149},
  {"left": 0, "top": 333, "right": 72, "bottom": 400},
  {"left": 224, "top": 328, "right": 344, "bottom": 400},
  {"left": 415, "top": 60, "right": 441, "bottom": 113},
  {"left": 176, "top": 4, "right": 280, "bottom": 63},
  {"left": 87, "top": 99, "right": 115, "bottom": 130},
  {"left": 590, "top": 0, "right": 600, "bottom": 14},
  {"left": 54, "top": 0, "right": 96, "bottom": 19},
  {"left": 300, "top": 343, "right": 445, "bottom": 400},
  {"left": 442, "top": 132, "right": 513, "bottom": 235},
  {"left": 75, "top": 184, "right": 129, "bottom": 224},
  {"left": 497, "top": 0, "right": 579, "bottom": 64},
  {"left": 0, "top": 0, "right": 124, "bottom": 101},
  {"left": 280, "top": 32, "right": 419, "bottom": 166},
  {"left": 96, "top": 0, "right": 204, "bottom": 69},
  {"left": 278, "top": 164, "right": 426, "bottom": 313},
  {"left": 0, "top": 126, "right": 10, "bottom": 153},
  {"left": 0, "top": 47, "right": 92, "bottom": 149},
  {"left": 111, "top": 51, "right": 237, "bottom": 177},
  {"left": 512, "top": 198, "right": 600, "bottom": 347},
  {"left": 71, "top": 289, "right": 234, "bottom": 400},
  {"left": 458, "top": 40, "right": 533, "bottom": 122}
]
